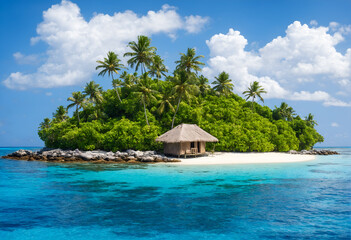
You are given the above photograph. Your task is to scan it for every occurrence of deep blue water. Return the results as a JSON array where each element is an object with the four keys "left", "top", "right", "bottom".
[{"left": 0, "top": 147, "right": 350, "bottom": 239}]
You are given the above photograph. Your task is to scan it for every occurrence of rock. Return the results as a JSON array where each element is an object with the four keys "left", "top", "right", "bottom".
[
  {"left": 144, "top": 151, "right": 156, "bottom": 156},
  {"left": 104, "top": 155, "right": 116, "bottom": 161},
  {"left": 154, "top": 157, "right": 164, "bottom": 162},
  {"left": 127, "top": 156, "right": 137, "bottom": 161},
  {"left": 134, "top": 151, "right": 144, "bottom": 158},
  {"left": 126, "top": 149, "right": 136, "bottom": 156},
  {"left": 13, "top": 149, "right": 31, "bottom": 157},
  {"left": 78, "top": 152, "right": 93, "bottom": 160},
  {"left": 140, "top": 156, "right": 154, "bottom": 162},
  {"left": 118, "top": 152, "right": 128, "bottom": 159},
  {"left": 114, "top": 157, "right": 126, "bottom": 163},
  {"left": 3, "top": 148, "right": 189, "bottom": 164}
]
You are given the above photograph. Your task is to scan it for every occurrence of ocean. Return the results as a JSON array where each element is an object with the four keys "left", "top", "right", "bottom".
[{"left": 0, "top": 147, "right": 350, "bottom": 239}]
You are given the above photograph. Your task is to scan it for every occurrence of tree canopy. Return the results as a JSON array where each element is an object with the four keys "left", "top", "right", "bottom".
[{"left": 38, "top": 36, "right": 323, "bottom": 152}]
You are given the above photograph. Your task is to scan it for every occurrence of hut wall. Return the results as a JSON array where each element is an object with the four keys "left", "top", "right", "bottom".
[
  {"left": 180, "top": 142, "right": 190, "bottom": 155},
  {"left": 199, "top": 142, "right": 206, "bottom": 153},
  {"left": 163, "top": 141, "right": 207, "bottom": 156},
  {"left": 164, "top": 143, "right": 181, "bottom": 156}
]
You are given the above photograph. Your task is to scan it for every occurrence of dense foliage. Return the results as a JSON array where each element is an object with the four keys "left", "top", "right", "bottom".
[{"left": 38, "top": 36, "right": 323, "bottom": 152}]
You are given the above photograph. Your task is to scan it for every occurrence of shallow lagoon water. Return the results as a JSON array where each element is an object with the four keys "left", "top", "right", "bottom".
[{"left": 0, "top": 147, "right": 350, "bottom": 239}]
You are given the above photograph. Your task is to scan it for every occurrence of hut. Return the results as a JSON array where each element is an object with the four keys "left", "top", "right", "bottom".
[{"left": 156, "top": 123, "right": 218, "bottom": 157}]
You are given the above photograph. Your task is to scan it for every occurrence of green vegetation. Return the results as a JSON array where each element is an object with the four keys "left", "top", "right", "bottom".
[
  {"left": 38, "top": 35, "right": 323, "bottom": 152},
  {"left": 243, "top": 81, "right": 267, "bottom": 110}
]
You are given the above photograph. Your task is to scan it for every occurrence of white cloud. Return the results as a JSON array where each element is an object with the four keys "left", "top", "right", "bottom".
[
  {"left": 289, "top": 91, "right": 330, "bottom": 101},
  {"left": 329, "top": 22, "right": 339, "bottom": 31},
  {"left": 329, "top": 22, "right": 351, "bottom": 35},
  {"left": 184, "top": 15, "right": 209, "bottom": 33},
  {"left": 323, "top": 98, "right": 351, "bottom": 107},
  {"left": 331, "top": 122, "right": 339, "bottom": 127},
  {"left": 289, "top": 90, "right": 351, "bottom": 106},
  {"left": 45, "top": 92, "right": 52, "bottom": 96},
  {"left": 203, "top": 21, "right": 351, "bottom": 107},
  {"left": 310, "top": 20, "right": 318, "bottom": 26},
  {"left": 3, "top": 0, "right": 208, "bottom": 90},
  {"left": 13, "top": 52, "right": 40, "bottom": 65}
]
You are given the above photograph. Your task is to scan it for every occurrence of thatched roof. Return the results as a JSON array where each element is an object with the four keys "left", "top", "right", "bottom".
[{"left": 156, "top": 124, "right": 218, "bottom": 143}]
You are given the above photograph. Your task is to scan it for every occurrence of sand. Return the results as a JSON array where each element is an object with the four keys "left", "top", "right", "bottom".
[{"left": 172, "top": 152, "right": 316, "bottom": 165}]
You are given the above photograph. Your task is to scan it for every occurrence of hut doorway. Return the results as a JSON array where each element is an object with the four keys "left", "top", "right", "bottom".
[{"left": 197, "top": 142, "right": 201, "bottom": 153}]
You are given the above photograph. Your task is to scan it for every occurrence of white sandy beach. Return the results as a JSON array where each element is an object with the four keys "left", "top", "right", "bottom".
[{"left": 172, "top": 152, "right": 316, "bottom": 165}]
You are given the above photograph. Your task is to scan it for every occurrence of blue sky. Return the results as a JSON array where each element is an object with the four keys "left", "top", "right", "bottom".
[{"left": 0, "top": 0, "right": 350, "bottom": 147}]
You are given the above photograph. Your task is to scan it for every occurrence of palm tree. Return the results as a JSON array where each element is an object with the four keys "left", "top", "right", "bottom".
[
  {"left": 158, "top": 87, "right": 175, "bottom": 114},
  {"left": 67, "top": 91, "right": 85, "bottom": 126},
  {"left": 40, "top": 118, "right": 51, "bottom": 129},
  {"left": 96, "top": 51, "right": 124, "bottom": 102},
  {"left": 124, "top": 35, "right": 156, "bottom": 74},
  {"left": 171, "top": 71, "right": 199, "bottom": 128},
  {"left": 242, "top": 81, "right": 267, "bottom": 110},
  {"left": 274, "top": 102, "right": 296, "bottom": 121},
  {"left": 53, "top": 106, "right": 68, "bottom": 122},
  {"left": 305, "top": 113, "right": 318, "bottom": 127},
  {"left": 120, "top": 71, "right": 138, "bottom": 89},
  {"left": 212, "top": 71, "right": 234, "bottom": 96},
  {"left": 175, "top": 48, "right": 205, "bottom": 73},
  {"left": 149, "top": 55, "right": 168, "bottom": 78},
  {"left": 83, "top": 81, "right": 103, "bottom": 104},
  {"left": 133, "top": 73, "right": 157, "bottom": 125},
  {"left": 198, "top": 75, "right": 210, "bottom": 96}
]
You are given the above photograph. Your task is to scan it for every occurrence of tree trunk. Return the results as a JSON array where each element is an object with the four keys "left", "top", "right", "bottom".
[
  {"left": 115, "top": 88, "right": 122, "bottom": 102},
  {"left": 171, "top": 95, "right": 182, "bottom": 129},
  {"left": 142, "top": 97, "right": 149, "bottom": 125},
  {"left": 76, "top": 105, "right": 80, "bottom": 127},
  {"left": 141, "top": 63, "right": 144, "bottom": 75},
  {"left": 112, "top": 75, "right": 122, "bottom": 102}
]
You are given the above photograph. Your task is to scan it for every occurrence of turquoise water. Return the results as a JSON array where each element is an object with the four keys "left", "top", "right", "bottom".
[{"left": 0, "top": 147, "right": 350, "bottom": 239}]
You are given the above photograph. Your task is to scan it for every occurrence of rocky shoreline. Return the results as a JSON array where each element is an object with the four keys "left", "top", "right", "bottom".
[
  {"left": 1, "top": 148, "right": 339, "bottom": 164},
  {"left": 1, "top": 148, "right": 180, "bottom": 164},
  {"left": 287, "top": 149, "right": 339, "bottom": 155}
]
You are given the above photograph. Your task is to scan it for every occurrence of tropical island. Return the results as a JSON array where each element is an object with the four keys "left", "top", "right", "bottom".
[{"left": 37, "top": 35, "right": 324, "bottom": 154}]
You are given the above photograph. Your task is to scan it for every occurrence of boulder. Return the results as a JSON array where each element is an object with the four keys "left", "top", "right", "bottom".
[
  {"left": 154, "top": 157, "right": 164, "bottom": 162},
  {"left": 126, "top": 149, "right": 136, "bottom": 156},
  {"left": 140, "top": 156, "right": 154, "bottom": 162},
  {"left": 78, "top": 152, "right": 94, "bottom": 160},
  {"left": 134, "top": 151, "right": 144, "bottom": 158},
  {"left": 127, "top": 156, "right": 137, "bottom": 161},
  {"left": 144, "top": 151, "right": 156, "bottom": 156},
  {"left": 114, "top": 157, "right": 126, "bottom": 163}
]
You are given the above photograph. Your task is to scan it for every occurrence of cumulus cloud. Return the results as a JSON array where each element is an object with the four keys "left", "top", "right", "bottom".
[
  {"left": 310, "top": 20, "right": 318, "bottom": 26},
  {"left": 3, "top": 0, "right": 209, "bottom": 90},
  {"left": 184, "top": 15, "right": 209, "bottom": 33},
  {"left": 13, "top": 52, "right": 40, "bottom": 65},
  {"left": 203, "top": 21, "right": 351, "bottom": 107},
  {"left": 331, "top": 122, "right": 339, "bottom": 127}
]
